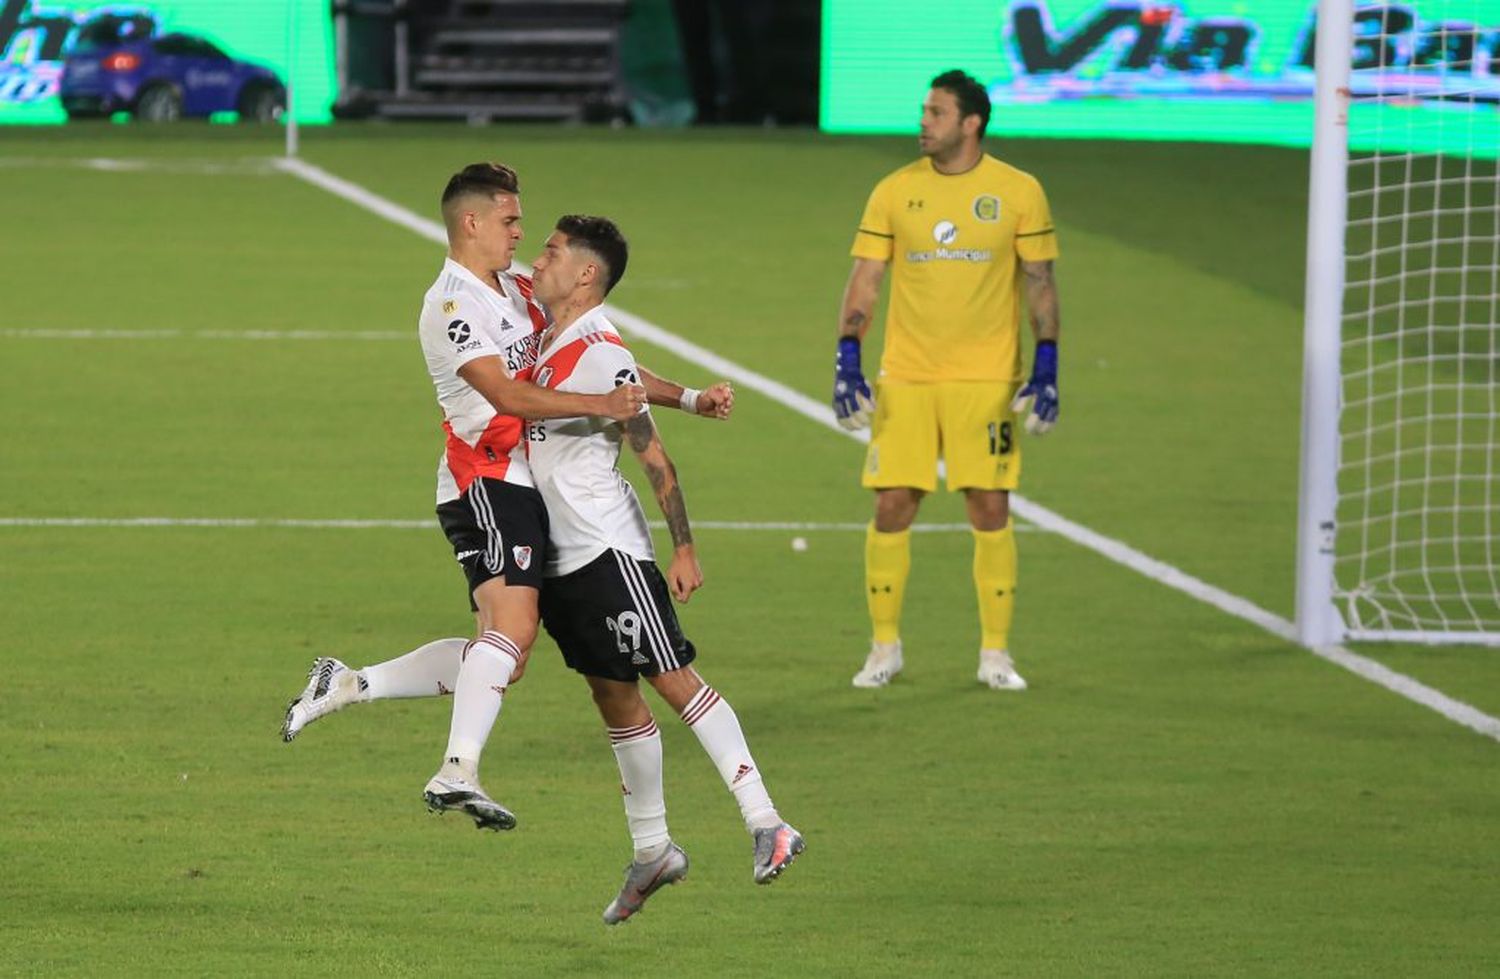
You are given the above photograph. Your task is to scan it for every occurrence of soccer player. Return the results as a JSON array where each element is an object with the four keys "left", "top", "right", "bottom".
[
  {"left": 832, "top": 70, "right": 1062, "bottom": 691},
  {"left": 279, "top": 163, "right": 719, "bottom": 831},
  {"left": 526, "top": 215, "right": 803, "bottom": 923}
]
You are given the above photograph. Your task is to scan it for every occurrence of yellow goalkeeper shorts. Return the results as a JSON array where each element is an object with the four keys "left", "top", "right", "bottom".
[{"left": 861, "top": 380, "right": 1022, "bottom": 492}]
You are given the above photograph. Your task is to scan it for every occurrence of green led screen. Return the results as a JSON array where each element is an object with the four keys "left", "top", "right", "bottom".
[
  {"left": 821, "top": 1, "right": 1500, "bottom": 156},
  {"left": 0, "top": 0, "right": 334, "bottom": 123}
]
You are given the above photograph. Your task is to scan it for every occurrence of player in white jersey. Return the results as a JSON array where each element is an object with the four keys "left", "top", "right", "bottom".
[
  {"left": 527, "top": 215, "right": 803, "bottom": 924},
  {"left": 280, "top": 164, "right": 734, "bottom": 840},
  {"left": 419, "top": 164, "right": 652, "bottom": 829},
  {"left": 284, "top": 162, "right": 647, "bottom": 831}
]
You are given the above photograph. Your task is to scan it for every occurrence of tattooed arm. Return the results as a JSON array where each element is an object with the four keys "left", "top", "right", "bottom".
[
  {"left": 839, "top": 257, "right": 887, "bottom": 340},
  {"left": 1021, "top": 259, "right": 1061, "bottom": 343},
  {"left": 1012, "top": 259, "right": 1062, "bottom": 435},
  {"left": 623, "top": 411, "right": 702, "bottom": 602}
]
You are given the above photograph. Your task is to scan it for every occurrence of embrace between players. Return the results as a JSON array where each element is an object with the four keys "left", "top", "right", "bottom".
[
  {"left": 281, "top": 68, "right": 1062, "bottom": 926},
  {"left": 282, "top": 161, "right": 803, "bottom": 924}
]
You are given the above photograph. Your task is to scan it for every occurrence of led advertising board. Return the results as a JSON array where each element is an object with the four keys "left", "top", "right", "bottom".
[
  {"left": 822, "top": 1, "right": 1500, "bottom": 155},
  {"left": 0, "top": 0, "right": 333, "bottom": 123}
]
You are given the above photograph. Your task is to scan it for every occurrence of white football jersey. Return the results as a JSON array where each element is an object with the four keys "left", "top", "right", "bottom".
[
  {"left": 526, "top": 306, "right": 654, "bottom": 577},
  {"left": 417, "top": 258, "right": 546, "bottom": 503}
]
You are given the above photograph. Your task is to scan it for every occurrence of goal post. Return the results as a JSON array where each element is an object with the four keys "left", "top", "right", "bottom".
[
  {"left": 1297, "top": 0, "right": 1500, "bottom": 647},
  {"left": 1296, "top": 0, "right": 1354, "bottom": 648}
]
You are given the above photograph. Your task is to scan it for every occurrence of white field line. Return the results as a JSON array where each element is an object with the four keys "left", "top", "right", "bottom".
[
  {"left": 0, "top": 156, "right": 281, "bottom": 175},
  {"left": 271, "top": 158, "right": 1500, "bottom": 744},
  {"left": 0, "top": 328, "right": 407, "bottom": 341},
  {"left": 1348, "top": 629, "right": 1500, "bottom": 649},
  {"left": 276, "top": 157, "right": 450, "bottom": 244},
  {"left": 14, "top": 156, "right": 1481, "bottom": 739},
  {"left": 0, "top": 516, "right": 1007, "bottom": 534},
  {"left": 275, "top": 157, "right": 854, "bottom": 435},
  {"left": 1012, "top": 500, "right": 1500, "bottom": 739}
]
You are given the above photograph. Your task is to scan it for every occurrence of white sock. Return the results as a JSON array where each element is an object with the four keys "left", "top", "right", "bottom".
[
  {"left": 608, "top": 718, "right": 670, "bottom": 859},
  {"left": 359, "top": 637, "right": 465, "bottom": 700},
  {"left": 442, "top": 631, "right": 520, "bottom": 764},
  {"left": 680, "top": 685, "right": 779, "bottom": 831}
]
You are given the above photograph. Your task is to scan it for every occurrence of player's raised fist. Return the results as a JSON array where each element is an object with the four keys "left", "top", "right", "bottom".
[{"left": 698, "top": 381, "right": 734, "bottom": 420}]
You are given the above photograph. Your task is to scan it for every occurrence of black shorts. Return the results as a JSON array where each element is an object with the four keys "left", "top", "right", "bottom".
[
  {"left": 539, "top": 548, "right": 697, "bottom": 682},
  {"left": 436, "top": 478, "right": 549, "bottom": 609}
]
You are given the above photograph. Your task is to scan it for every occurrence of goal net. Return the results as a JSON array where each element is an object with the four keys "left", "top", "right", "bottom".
[{"left": 1300, "top": 0, "right": 1500, "bottom": 645}]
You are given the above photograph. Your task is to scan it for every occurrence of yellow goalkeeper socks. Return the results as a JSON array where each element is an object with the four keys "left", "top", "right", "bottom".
[
  {"left": 865, "top": 524, "right": 911, "bottom": 645},
  {"left": 972, "top": 525, "right": 1018, "bottom": 650}
]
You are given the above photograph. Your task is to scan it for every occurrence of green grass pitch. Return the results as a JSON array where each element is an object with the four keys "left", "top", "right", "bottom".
[{"left": 1, "top": 125, "right": 1498, "bottom": 975}]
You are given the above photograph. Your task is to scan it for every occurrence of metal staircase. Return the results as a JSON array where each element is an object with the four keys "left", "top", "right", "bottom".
[{"left": 333, "top": 0, "right": 629, "bottom": 122}]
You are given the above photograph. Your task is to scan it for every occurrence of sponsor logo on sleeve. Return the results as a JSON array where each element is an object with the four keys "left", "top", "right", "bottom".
[
  {"left": 447, "top": 319, "right": 472, "bottom": 344},
  {"left": 614, "top": 368, "right": 639, "bottom": 387}
]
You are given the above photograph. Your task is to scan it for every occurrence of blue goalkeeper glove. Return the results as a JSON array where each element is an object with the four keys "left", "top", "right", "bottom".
[
  {"left": 1010, "top": 340, "right": 1059, "bottom": 435},
  {"left": 832, "top": 336, "right": 874, "bottom": 430}
]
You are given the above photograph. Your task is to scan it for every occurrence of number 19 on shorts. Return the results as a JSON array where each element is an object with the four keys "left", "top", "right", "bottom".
[{"left": 987, "top": 421, "right": 1013, "bottom": 456}]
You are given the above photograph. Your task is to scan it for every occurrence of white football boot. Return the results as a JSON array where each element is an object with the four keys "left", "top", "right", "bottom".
[
  {"left": 423, "top": 758, "right": 517, "bottom": 831},
  {"left": 977, "top": 649, "right": 1027, "bottom": 691},
  {"left": 851, "top": 640, "right": 903, "bottom": 688},
  {"left": 281, "top": 657, "right": 362, "bottom": 742}
]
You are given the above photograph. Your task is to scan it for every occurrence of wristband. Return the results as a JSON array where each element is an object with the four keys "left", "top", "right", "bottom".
[
  {"left": 1034, "top": 340, "right": 1058, "bottom": 376},
  {"left": 678, "top": 388, "right": 702, "bottom": 413}
]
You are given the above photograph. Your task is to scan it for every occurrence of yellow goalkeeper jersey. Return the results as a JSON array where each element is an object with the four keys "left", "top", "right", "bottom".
[{"left": 850, "top": 154, "right": 1059, "bottom": 384}]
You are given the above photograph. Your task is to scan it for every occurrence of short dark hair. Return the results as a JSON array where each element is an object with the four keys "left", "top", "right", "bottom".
[
  {"left": 556, "top": 214, "right": 629, "bottom": 294},
  {"left": 930, "top": 69, "right": 991, "bottom": 138},
  {"left": 441, "top": 162, "right": 520, "bottom": 209}
]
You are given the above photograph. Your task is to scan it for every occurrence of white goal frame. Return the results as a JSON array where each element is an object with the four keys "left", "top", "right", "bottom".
[{"left": 1296, "top": 0, "right": 1500, "bottom": 648}]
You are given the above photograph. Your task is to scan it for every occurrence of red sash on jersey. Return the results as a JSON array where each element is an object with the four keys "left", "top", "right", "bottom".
[
  {"left": 441, "top": 273, "right": 551, "bottom": 490},
  {"left": 535, "top": 331, "right": 629, "bottom": 390},
  {"left": 505, "top": 274, "right": 548, "bottom": 383},
  {"left": 443, "top": 414, "right": 524, "bottom": 494},
  {"left": 513, "top": 273, "right": 549, "bottom": 334}
]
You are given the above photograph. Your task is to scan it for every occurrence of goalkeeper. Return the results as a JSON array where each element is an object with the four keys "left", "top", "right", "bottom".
[{"left": 832, "top": 69, "right": 1062, "bottom": 692}]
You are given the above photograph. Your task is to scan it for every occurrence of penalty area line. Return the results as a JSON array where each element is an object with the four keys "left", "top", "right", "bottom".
[
  {"left": 273, "top": 157, "right": 1500, "bottom": 744},
  {"left": 0, "top": 517, "right": 1026, "bottom": 534}
]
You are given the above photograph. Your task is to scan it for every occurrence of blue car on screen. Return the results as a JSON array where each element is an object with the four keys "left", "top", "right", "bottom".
[{"left": 59, "top": 16, "right": 285, "bottom": 123}]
